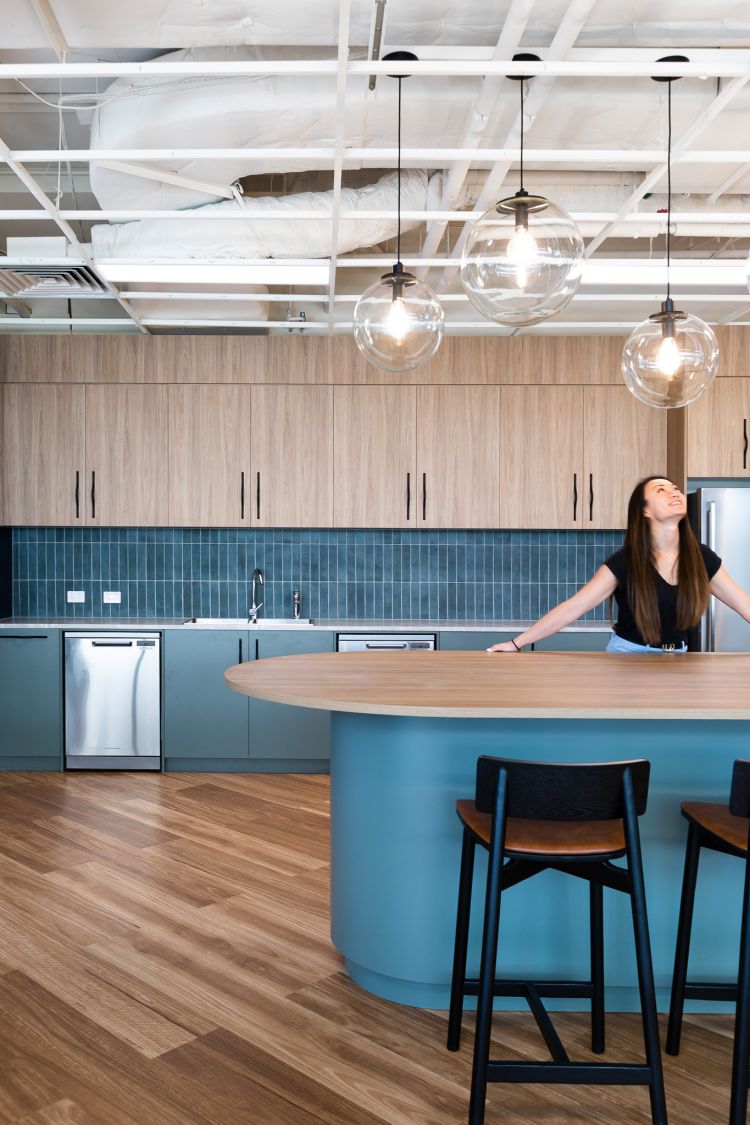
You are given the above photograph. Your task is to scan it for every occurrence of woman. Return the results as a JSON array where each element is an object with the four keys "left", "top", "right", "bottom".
[{"left": 489, "top": 476, "right": 750, "bottom": 654}]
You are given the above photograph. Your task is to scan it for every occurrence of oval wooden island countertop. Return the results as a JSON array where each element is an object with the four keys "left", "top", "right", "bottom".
[{"left": 224, "top": 649, "right": 750, "bottom": 720}]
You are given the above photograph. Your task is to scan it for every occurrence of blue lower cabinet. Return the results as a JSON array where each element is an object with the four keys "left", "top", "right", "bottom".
[
  {"left": 534, "top": 632, "right": 609, "bottom": 652},
  {"left": 0, "top": 629, "right": 62, "bottom": 769},
  {"left": 439, "top": 631, "right": 514, "bottom": 651},
  {"left": 163, "top": 629, "right": 250, "bottom": 768},
  {"left": 249, "top": 630, "right": 334, "bottom": 773}
]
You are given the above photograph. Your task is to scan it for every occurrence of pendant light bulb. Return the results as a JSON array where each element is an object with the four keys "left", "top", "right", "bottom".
[
  {"left": 506, "top": 221, "right": 539, "bottom": 290},
  {"left": 353, "top": 53, "right": 444, "bottom": 373},
  {"left": 460, "top": 55, "right": 584, "bottom": 326},
  {"left": 656, "top": 333, "right": 681, "bottom": 378},
  {"left": 621, "top": 59, "right": 718, "bottom": 409}
]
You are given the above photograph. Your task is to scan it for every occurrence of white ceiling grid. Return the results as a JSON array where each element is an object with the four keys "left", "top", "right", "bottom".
[{"left": 1, "top": 0, "right": 750, "bottom": 333}]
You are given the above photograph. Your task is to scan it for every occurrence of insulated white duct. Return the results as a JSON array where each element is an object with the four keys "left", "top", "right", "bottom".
[{"left": 90, "top": 169, "right": 443, "bottom": 259}]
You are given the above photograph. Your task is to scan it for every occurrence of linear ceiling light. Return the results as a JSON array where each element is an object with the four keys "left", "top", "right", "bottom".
[{"left": 95, "top": 261, "right": 331, "bottom": 286}]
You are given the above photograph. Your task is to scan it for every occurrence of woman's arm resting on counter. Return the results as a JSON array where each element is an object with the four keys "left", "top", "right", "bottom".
[
  {"left": 710, "top": 565, "right": 750, "bottom": 624},
  {"left": 488, "top": 565, "right": 618, "bottom": 652}
]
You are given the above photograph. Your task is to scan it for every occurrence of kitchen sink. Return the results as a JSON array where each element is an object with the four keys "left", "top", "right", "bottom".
[{"left": 187, "top": 617, "right": 313, "bottom": 627}]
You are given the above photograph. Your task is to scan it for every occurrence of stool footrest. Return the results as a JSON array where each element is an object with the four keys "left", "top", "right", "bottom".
[
  {"left": 683, "top": 981, "right": 738, "bottom": 1001},
  {"left": 461, "top": 976, "right": 594, "bottom": 1000},
  {"left": 486, "top": 1061, "right": 653, "bottom": 1086}
]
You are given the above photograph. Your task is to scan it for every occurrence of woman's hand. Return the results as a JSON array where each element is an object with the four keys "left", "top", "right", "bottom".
[{"left": 486, "top": 641, "right": 522, "bottom": 653}]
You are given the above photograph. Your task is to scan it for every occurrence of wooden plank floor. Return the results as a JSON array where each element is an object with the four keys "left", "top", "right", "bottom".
[{"left": 0, "top": 770, "right": 737, "bottom": 1123}]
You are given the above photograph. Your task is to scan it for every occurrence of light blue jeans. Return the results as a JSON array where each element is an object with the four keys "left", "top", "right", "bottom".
[{"left": 606, "top": 632, "right": 687, "bottom": 654}]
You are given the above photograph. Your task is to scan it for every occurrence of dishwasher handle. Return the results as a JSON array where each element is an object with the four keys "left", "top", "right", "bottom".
[
  {"left": 365, "top": 641, "right": 410, "bottom": 649},
  {"left": 90, "top": 640, "right": 135, "bottom": 647}
]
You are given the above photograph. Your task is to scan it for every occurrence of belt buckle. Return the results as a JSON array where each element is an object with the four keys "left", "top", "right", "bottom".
[{"left": 661, "top": 642, "right": 676, "bottom": 651}]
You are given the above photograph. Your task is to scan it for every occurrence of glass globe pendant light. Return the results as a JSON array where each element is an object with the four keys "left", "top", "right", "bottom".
[
  {"left": 460, "top": 54, "right": 584, "bottom": 326},
  {"left": 622, "top": 58, "right": 719, "bottom": 409},
  {"left": 353, "top": 52, "right": 444, "bottom": 372}
]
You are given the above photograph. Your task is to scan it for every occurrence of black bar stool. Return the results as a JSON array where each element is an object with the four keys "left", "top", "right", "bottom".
[
  {"left": 667, "top": 759, "right": 750, "bottom": 1125},
  {"left": 447, "top": 756, "right": 666, "bottom": 1125}
]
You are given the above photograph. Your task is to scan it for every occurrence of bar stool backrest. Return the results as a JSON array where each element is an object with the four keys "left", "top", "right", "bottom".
[
  {"left": 729, "top": 759, "right": 750, "bottom": 817},
  {"left": 475, "top": 757, "right": 650, "bottom": 820}
]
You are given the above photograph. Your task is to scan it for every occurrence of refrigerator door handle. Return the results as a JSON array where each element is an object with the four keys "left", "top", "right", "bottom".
[{"left": 706, "top": 500, "right": 716, "bottom": 652}]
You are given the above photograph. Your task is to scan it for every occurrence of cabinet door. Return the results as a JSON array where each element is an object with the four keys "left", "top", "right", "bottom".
[
  {"left": 251, "top": 385, "right": 333, "bottom": 527},
  {"left": 168, "top": 385, "right": 251, "bottom": 527},
  {"left": 85, "top": 385, "right": 169, "bottom": 526},
  {"left": 163, "top": 630, "right": 249, "bottom": 762},
  {"left": 439, "top": 631, "right": 515, "bottom": 651},
  {"left": 500, "top": 385, "right": 582, "bottom": 529},
  {"left": 584, "top": 386, "right": 667, "bottom": 530},
  {"left": 2, "top": 385, "right": 84, "bottom": 526},
  {"left": 333, "top": 385, "right": 415, "bottom": 528},
  {"left": 688, "top": 378, "right": 750, "bottom": 478},
  {"left": 250, "top": 630, "right": 333, "bottom": 766},
  {"left": 0, "top": 630, "right": 61, "bottom": 767},
  {"left": 417, "top": 385, "right": 500, "bottom": 528}
]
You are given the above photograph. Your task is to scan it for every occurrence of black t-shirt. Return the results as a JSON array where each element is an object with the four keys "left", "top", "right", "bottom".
[{"left": 603, "top": 544, "right": 722, "bottom": 646}]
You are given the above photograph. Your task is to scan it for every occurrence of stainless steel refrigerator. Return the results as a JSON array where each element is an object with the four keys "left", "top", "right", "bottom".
[{"left": 689, "top": 487, "right": 750, "bottom": 652}]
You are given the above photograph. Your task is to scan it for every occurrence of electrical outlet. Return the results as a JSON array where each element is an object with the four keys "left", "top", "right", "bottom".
[
  {"left": 103, "top": 591, "right": 122, "bottom": 604},
  {"left": 66, "top": 590, "right": 85, "bottom": 603}
]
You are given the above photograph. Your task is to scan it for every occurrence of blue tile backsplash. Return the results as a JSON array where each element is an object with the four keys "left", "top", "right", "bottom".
[{"left": 11, "top": 527, "right": 624, "bottom": 621}]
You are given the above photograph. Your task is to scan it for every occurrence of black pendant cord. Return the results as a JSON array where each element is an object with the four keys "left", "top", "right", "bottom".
[
  {"left": 519, "top": 75, "right": 525, "bottom": 193},
  {"left": 396, "top": 74, "right": 402, "bottom": 267},
  {"left": 666, "top": 79, "right": 672, "bottom": 303}
]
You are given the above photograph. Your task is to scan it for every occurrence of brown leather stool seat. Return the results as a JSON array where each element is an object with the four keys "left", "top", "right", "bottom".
[
  {"left": 680, "top": 801, "right": 750, "bottom": 855},
  {"left": 448, "top": 756, "right": 666, "bottom": 1125},
  {"left": 456, "top": 799, "right": 626, "bottom": 858},
  {"left": 667, "top": 762, "right": 750, "bottom": 1125}
]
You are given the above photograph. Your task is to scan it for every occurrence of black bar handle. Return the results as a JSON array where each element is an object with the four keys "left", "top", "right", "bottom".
[
  {"left": 91, "top": 470, "right": 96, "bottom": 519},
  {"left": 422, "top": 472, "right": 427, "bottom": 522},
  {"left": 406, "top": 472, "right": 411, "bottom": 521},
  {"left": 75, "top": 470, "right": 80, "bottom": 520},
  {"left": 240, "top": 471, "right": 245, "bottom": 520},
  {"left": 572, "top": 473, "right": 578, "bottom": 522},
  {"left": 256, "top": 471, "right": 261, "bottom": 520},
  {"left": 255, "top": 637, "right": 259, "bottom": 660},
  {"left": 589, "top": 473, "right": 594, "bottom": 522},
  {"left": 744, "top": 419, "right": 748, "bottom": 470},
  {"left": 91, "top": 640, "right": 134, "bottom": 647},
  {"left": 239, "top": 637, "right": 243, "bottom": 664},
  {"left": 0, "top": 634, "right": 48, "bottom": 640}
]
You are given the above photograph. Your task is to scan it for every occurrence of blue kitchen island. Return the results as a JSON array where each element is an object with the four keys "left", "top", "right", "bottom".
[{"left": 226, "top": 649, "right": 750, "bottom": 1011}]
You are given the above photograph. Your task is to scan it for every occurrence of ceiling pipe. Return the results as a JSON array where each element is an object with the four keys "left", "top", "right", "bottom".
[{"left": 327, "top": 0, "right": 353, "bottom": 331}]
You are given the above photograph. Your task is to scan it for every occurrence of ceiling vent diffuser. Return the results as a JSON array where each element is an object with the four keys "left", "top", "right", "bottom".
[{"left": 0, "top": 262, "right": 107, "bottom": 299}]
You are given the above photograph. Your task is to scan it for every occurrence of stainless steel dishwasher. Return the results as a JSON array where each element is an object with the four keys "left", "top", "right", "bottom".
[
  {"left": 337, "top": 633, "right": 436, "bottom": 652},
  {"left": 64, "top": 633, "right": 161, "bottom": 770}
]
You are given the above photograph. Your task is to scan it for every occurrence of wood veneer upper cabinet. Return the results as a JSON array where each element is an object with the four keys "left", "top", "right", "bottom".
[
  {"left": 85, "top": 385, "right": 168, "bottom": 527},
  {"left": 500, "top": 385, "right": 583, "bottom": 529},
  {"left": 584, "top": 386, "right": 667, "bottom": 530},
  {"left": 2, "top": 384, "right": 85, "bottom": 526},
  {"left": 251, "top": 385, "right": 333, "bottom": 527},
  {"left": 168, "top": 385, "right": 251, "bottom": 527},
  {"left": 333, "top": 385, "right": 416, "bottom": 528},
  {"left": 417, "top": 385, "right": 500, "bottom": 528},
  {"left": 688, "top": 378, "right": 750, "bottom": 477}
]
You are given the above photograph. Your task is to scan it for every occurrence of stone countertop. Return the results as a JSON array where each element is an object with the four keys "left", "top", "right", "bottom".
[{"left": 0, "top": 617, "right": 611, "bottom": 633}]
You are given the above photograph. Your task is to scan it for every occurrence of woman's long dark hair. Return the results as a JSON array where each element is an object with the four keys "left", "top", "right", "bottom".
[{"left": 619, "top": 476, "right": 710, "bottom": 646}]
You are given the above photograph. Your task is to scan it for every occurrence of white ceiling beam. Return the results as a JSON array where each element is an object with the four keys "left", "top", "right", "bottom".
[
  {"left": 585, "top": 72, "right": 750, "bottom": 256},
  {"left": 5, "top": 208, "right": 750, "bottom": 226},
  {"left": 0, "top": 137, "right": 147, "bottom": 334},
  {"left": 1, "top": 58, "right": 750, "bottom": 80},
  {"left": 27, "top": 0, "right": 68, "bottom": 61},
  {"left": 326, "top": 0, "right": 353, "bottom": 332},
  {"left": 708, "top": 164, "right": 750, "bottom": 204},
  {"left": 93, "top": 160, "right": 235, "bottom": 201},
  {"left": 10, "top": 147, "right": 750, "bottom": 166},
  {"left": 418, "top": 0, "right": 536, "bottom": 270}
]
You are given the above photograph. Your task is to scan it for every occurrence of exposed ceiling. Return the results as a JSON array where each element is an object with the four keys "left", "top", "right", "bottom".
[{"left": 2, "top": 0, "right": 750, "bottom": 336}]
